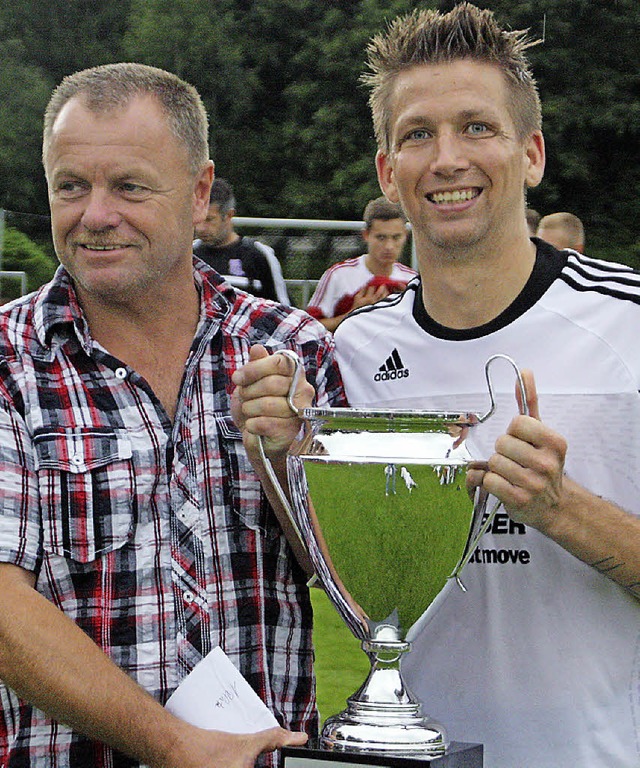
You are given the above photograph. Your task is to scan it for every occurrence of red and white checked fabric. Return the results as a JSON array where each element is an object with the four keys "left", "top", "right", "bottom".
[{"left": 0, "top": 260, "right": 346, "bottom": 767}]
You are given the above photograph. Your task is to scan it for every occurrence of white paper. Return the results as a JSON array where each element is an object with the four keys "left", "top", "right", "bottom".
[{"left": 165, "top": 646, "right": 279, "bottom": 733}]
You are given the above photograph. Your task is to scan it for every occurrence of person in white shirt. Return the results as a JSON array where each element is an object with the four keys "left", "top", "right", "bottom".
[
  {"left": 232, "top": 4, "right": 640, "bottom": 766},
  {"left": 306, "top": 197, "right": 416, "bottom": 332}
]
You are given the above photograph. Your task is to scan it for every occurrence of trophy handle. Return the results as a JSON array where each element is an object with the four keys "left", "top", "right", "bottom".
[
  {"left": 478, "top": 353, "right": 529, "bottom": 422},
  {"left": 255, "top": 350, "right": 310, "bottom": 570},
  {"left": 255, "top": 352, "right": 370, "bottom": 635},
  {"left": 452, "top": 354, "right": 529, "bottom": 588}
]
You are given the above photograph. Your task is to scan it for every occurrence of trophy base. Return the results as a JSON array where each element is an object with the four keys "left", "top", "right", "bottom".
[
  {"left": 283, "top": 742, "right": 483, "bottom": 767},
  {"left": 318, "top": 636, "right": 447, "bottom": 756},
  {"left": 320, "top": 701, "right": 447, "bottom": 756}
]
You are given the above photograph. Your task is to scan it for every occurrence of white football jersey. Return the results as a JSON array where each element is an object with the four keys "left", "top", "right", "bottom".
[
  {"left": 307, "top": 254, "right": 417, "bottom": 318},
  {"left": 334, "top": 241, "right": 640, "bottom": 767}
]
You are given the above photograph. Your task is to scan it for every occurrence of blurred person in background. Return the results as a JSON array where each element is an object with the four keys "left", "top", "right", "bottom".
[
  {"left": 306, "top": 196, "right": 416, "bottom": 332},
  {"left": 194, "top": 178, "right": 290, "bottom": 303},
  {"left": 525, "top": 207, "right": 540, "bottom": 237},
  {"left": 537, "top": 211, "right": 585, "bottom": 252}
]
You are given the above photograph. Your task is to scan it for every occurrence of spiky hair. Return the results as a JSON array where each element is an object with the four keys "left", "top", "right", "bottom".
[{"left": 362, "top": 2, "right": 541, "bottom": 153}]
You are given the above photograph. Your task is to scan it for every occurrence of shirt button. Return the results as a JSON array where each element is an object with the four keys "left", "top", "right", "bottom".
[
  {"left": 115, "top": 367, "right": 127, "bottom": 380},
  {"left": 71, "top": 454, "right": 83, "bottom": 466},
  {"left": 183, "top": 590, "right": 195, "bottom": 604}
]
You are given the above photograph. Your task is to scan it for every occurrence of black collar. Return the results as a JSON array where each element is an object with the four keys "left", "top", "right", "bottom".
[{"left": 412, "top": 239, "right": 567, "bottom": 340}]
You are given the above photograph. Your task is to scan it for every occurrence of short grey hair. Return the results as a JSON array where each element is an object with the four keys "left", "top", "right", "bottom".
[{"left": 43, "top": 62, "right": 209, "bottom": 174}]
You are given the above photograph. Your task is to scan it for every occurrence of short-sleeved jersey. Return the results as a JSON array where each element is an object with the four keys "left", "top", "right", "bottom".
[
  {"left": 306, "top": 254, "right": 417, "bottom": 320},
  {"left": 334, "top": 240, "right": 640, "bottom": 767}
]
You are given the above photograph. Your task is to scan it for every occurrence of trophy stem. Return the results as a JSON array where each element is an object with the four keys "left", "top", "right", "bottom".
[{"left": 319, "top": 638, "right": 448, "bottom": 756}]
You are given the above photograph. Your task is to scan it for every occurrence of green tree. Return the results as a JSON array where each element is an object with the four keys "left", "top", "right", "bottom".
[
  {"left": 0, "top": 227, "right": 57, "bottom": 300},
  {"left": 0, "top": 0, "right": 132, "bottom": 214},
  {"left": 1, "top": 0, "right": 638, "bottom": 264},
  {"left": 468, "top": 0, "right": 640, "bottom": 260},
  {"left": 124, "top": 0, "right": 257, "bottom": 184},
  {"left": 275, "top": 0, "right": 424, "bottom": 218},
  {"left": 0, "top": 54, "right": 52, "bottom": 213},
  {"left": 0, "top": 0, "right": 131, "bottom": 84}
]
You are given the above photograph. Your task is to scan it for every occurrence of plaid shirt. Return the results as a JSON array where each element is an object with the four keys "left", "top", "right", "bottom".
[{"left": 0, "top": 260, "right": 346, "bottom": 767}]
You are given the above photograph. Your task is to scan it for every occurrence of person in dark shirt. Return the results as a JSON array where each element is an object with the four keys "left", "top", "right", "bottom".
[{"left": 193, "top": 178, "right": 290, "bottom": 303}]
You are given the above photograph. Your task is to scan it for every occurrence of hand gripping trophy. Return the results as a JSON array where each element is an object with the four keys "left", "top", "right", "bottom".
[{"left": 260, "top": 353, "right": 527, "bottom": 758}]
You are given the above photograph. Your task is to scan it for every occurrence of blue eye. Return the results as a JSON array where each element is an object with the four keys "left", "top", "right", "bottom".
[
  {"left": 56, "top": 180, "right": 87, "bottom": 198},
  {"left": 119, "top": 182, "right": 151, "bottom": 199},
  {"left": 467, "top": 123, "right": 488, "bottom": 135},
  {"left": 121, "top": 182, "right": 144, "bottom": 193},
  {"left": 408, "top": 129, "right": 430, "bottom": 141}
]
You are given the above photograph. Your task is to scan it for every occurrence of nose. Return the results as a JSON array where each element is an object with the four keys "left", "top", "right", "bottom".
[
  {"left": 429, "top": 132, "right": 469, "bottom": 176},
  {"left": 80, "top": 190, "right": 121, "bottom": 231}
]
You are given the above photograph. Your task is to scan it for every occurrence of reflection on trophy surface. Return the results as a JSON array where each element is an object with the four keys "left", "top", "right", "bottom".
[
  {"left": 260, "top": 353, "right": 525, "bottom": 758},
  {"left": 286, "top": 409, "right": 482, "bottom": 757}
]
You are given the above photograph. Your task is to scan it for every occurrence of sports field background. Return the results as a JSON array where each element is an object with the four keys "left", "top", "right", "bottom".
[
  {"left": 307, "top": 459, "right": 473, "bottom": 723},
  {"left": 311, "top": 587, "right": 370, "bottom": 723}
]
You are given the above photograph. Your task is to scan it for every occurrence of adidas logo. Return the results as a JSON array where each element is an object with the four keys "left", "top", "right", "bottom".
[{"left": 374, "top": 348, "right": 410, "bottom": 382}]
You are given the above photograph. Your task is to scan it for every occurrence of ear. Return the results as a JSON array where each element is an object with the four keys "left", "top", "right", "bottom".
[
  {"left": 376, "top": 150, "right": 400, "bottom": 203},
  {"left": 524, "top": 131, "right": 545, "bottom": 189},
  {"left": 193, "top": 160, "right": 215, "bottom": 225}
]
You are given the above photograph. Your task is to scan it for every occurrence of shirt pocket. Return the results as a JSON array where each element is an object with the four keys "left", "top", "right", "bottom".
[
  {"left": 214, "top": 413, "right": 278, "bottom": 542},
  {"left": 34, "top": 427, "right": 135, "bottom": 563}
]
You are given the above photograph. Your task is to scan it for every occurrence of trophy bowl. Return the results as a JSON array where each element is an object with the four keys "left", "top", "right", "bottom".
[
  {"left": 287, "top": 409, "right": 481, "bottom": 756},
  {"left": 259, "top": 354, "right": 526, "bottom": 757}
]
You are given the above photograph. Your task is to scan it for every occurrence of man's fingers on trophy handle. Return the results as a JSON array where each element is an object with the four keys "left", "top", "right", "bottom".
[
  {"left": 275, "top": 350, "right": 303, "bottom": 416},
  {"left": 465, "top": 462, "right": 487, "bottom": 500},
  {"left": 274, "top": 348, "right": 298, "bottom": 376},
  {"left": 466, "top": 462, "right": 488, "bottom": 482},
  {"left": 248, "top": 344, "right": 270, "bottom": 363},
  {"left": 518, "top": 369, "right": 541, "bottom": 421}
]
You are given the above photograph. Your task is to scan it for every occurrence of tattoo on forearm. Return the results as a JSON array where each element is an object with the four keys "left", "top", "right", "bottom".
[
  {"left": 591, "top": 556, "right": 622, "bottom": 574},
  {"left": 592, "top": 557, "right": 640, "bottom": 595}
]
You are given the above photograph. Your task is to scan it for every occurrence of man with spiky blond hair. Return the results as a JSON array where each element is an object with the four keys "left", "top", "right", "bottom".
[{"left": 234, "top": 4, "right": 640, "bottom": 766}]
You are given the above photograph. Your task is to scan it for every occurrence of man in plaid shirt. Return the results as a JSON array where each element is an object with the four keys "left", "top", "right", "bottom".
[{"left": 0, "top": 63, "right": 344, "bottom": 767}]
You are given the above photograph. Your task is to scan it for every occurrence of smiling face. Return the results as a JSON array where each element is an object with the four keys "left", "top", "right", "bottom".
[
  {"left": 44, "top": 94, "right": 212, "bottom": 310},
  {"left": 376, "top": 59, "right": 544, "bottom": 261}
]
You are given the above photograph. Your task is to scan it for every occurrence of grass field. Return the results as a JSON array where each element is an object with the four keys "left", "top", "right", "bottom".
[
  {"left": 305, "top": 460, "right": 472, "bottom": 631},
  {"left": 311, "top": 586, "right": 370, "bottom": 724}
]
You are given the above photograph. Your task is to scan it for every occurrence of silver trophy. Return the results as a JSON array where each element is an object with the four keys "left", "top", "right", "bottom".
[{"left": 260, "top": 354, "right": 527, "bottom": 757}]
